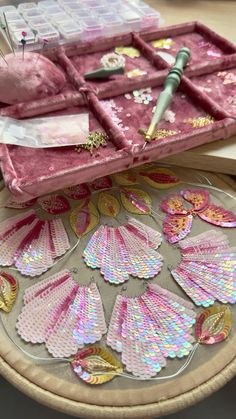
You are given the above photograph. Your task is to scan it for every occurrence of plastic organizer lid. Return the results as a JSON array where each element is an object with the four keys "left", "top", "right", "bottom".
[
  {"left": 18, "top": 3, "right": 37, "bottom": 12},
  {"left": 73, "top": 10, "right": 94, "bottom": 20},
  {"left": 36, "top": 23, "right": 60, "bottom": 42},
  {"left": 82, "top": 17, "right": 104, "bottom": 30},
  {"left": 9, "top": 21, "right": 31, "bottom": 33},
  {"left": 101, "top": 13, "right": 124, "bottom": 25},
  {"left": 45, "top": 5, "right": 64, "bottom": 16},
  {"left": 51, "top": 12, "right": 72, "bottom": 24},
  {"left": 23, "top": 9, "right": 44, "bottom": 20},
  {"left": 3, "top": 11, "right": 23, "bottom": 23},
  {"left": 63, "top": 3, "right": 82, "bottom": 12},
  {"left": 93, "top": 6, "right": 115, "bottom": 16},
  {"left": 0, "top": 5, "right": 16, "bottom": 17},
  {"left": 137, "top": 5, "right": 161, "bottom": 18},
  {"left": 38, "top": 0, "right": 57, "bottom": 10},
  {"left": 28, "top": 16, "right": 50, "bottom": 28},
  {"left": 57, "top": 20, "right": 83, "bottom": 39}
]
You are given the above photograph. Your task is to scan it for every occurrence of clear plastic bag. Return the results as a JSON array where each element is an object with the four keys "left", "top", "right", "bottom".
[{"left": 0, "top": 114, "right": 89, "bottom": 148}]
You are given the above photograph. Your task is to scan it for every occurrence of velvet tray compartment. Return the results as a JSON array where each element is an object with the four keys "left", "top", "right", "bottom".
[{"left": 1, "top": 20, "right": 236, "bottom": 201}]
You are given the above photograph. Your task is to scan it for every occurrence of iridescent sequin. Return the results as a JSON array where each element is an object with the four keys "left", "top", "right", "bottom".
[
  {"left": 0, "top": 210, "right": 69, "bottom": 276},
  {"left": 16, "top": 270, "right": 107, "bottom": 357},
  {"left": 107, "top": 283, "right": 196, "bottom": 378},
  {"left": 171, "top": 230, "right": 236, "bottom": 307},
  {"left": 83, "top": 218, "right": 163, "bottom": 284}
]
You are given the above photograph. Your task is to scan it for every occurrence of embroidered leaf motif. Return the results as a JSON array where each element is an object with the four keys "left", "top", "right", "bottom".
[
  {"left": 71, "top": 345, "right": 123, "bottom": 385},
  {"left": 140, "top": 168, "right": 180, "bottom": 189},
  {"left": 38, "top": 194, "right": 71, "bottom": 215},
  {"left": 195, "top": 305, "right": 232, "bottom": 344},
  {"left": 0, "top": 272, "right": 17, "bottom": 313},
  {"left": 97, "top": 192, "right": 120, "bottom": 218},
  {"left": 5, "top": 197, "right": 37, "bottom": 209},
  {"left": 90, "top": 176, "right": 112, "bottom": 191},
  {"left": 63, "top": 184, "right": 90, "bottom": 200},
  {"left": 70, "top": 199, "right": 99, "bottom": 236},
  {"left": 120, "top": 187, "right": 152, "bottom": 215},
  {"left": 113, "top": 170, "right": 139, "bottom": 186}
]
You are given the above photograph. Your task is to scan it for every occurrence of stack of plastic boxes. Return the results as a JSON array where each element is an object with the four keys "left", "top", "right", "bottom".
[{"left": 0, "top": 0, "right": 161, "bottom": 48}]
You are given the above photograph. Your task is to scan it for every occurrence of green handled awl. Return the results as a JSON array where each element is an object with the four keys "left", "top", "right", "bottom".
[
  {"left": 84, "top": 65, "right": 125, "bottom": 80},
  {"left": 139, "top": 47, "right": 190, "bottom": 142}
]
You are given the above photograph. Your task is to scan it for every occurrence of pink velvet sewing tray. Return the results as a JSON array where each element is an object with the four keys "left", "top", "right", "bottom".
[{"left": 1, "top": 21, "right": 236, "bottom": 201}]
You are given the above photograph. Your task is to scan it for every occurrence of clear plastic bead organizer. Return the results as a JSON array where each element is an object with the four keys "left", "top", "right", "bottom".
[{"left": 0, "top": 0, "right": 161, "bottom": 49}]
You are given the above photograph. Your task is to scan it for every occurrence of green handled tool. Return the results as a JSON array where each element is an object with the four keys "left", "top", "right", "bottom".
[
  {"left": 139, "top": 47, "right": 190, "bottom": 142},
  {"left": 84, "top": 65, "right": 125, "bottom": 80}
]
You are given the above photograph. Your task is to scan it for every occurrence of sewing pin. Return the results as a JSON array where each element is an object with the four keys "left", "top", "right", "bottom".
[
  {"left": 0, "top": 48, "right": 8, "bottom": 65},
  {"left": 35, "top": 38, "right": 48, "bottom": 66},
  {"left": 20, "top": 31, "right": 27, "bottom": 60},
  {"left": 3, "top": 13, "right": 15, "bottom": 55}
]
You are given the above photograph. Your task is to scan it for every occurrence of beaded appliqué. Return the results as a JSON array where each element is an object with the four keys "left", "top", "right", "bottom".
[
  {"left": 107, "top": 283, "right": 196, "bottom": 378},
  {"left": 171, "top": 230, "right": 236, "bottom": 307},
  {"left": 16, "top": 269, "right": 107, "bottom": 357},
  {"left": 161, "top": 188, "right": 236, "bottom": 243},
  {"left": 0, "top": 210, "right": 70, "bottom": 276},
  {"left": 83, "top": 217, "right": 163, "bottom": 284}
]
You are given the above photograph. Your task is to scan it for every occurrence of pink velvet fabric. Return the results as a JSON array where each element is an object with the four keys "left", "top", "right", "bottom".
[{"left": 1, "top": 21, "right": 236, "bottom": 201}]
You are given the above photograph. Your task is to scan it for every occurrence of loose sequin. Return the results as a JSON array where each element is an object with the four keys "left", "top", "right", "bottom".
[
  {"left": 115, "top": 46, "right": 140, "bottom": 58},
  {"left": 151, "top": 38, "right": 174, "bottom": 49}
]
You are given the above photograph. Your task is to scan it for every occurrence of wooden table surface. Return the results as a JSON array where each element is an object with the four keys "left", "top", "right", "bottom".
[
  {"left": 146, "top": 0, "right": 236, "bottom": 175},
  {"left": 0, "top": 1, "right": 236, "bottom": 174}
]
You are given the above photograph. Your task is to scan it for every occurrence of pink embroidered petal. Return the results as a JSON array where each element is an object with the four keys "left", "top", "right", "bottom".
[
  {"left": 198, "top": 204, "right": 236, "bottom": 227},
  {"left": 181, "top": 189, "right": 209, "bottom": 211},
  {"left": 160, "top": 193, "right": 188, "bottom": 215},
  {"left": 163, "top": 214, "right": 193, "bottom": 243},
  {"left": 83, "top": 219, "right": 163, "bottom": 284},
  {"left": 171, "top": 230, "right": 236, "bottom": 306},
  {"left": 38, "top": 194, "right": 71, "bottom": 214},
  {"left": 0, "top": 210, "right": 69, "bottom": 276},
  {"left": 107, "top": 284, "right": 195, "bottom": 378},
  {"left": 63, "top": 184, "right": 90, "bottom": 200},
  {"left": 90, "top": 176, "right": 112, "bottom": 190}
]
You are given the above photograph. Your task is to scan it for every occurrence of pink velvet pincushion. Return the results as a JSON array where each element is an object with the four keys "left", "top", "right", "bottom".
[
  {"left": 1, "top": 21, "right": 236, "bottom": 201},
  {"left": 0, "top": 52, "right": 66, "bottom": 105}
]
